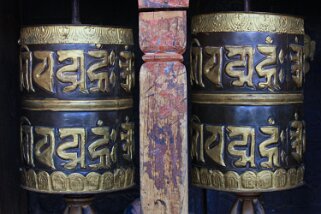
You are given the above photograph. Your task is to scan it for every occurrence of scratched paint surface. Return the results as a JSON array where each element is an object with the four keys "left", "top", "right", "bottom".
[
  {"left": 140, "top": 61, "right": 188, "bottom": 213},
  {"left": 138, "top": 0, "right": 189, "bottom": 8},
  {"left": 139, "top": 11, "right": 187, "bottom": 54}
]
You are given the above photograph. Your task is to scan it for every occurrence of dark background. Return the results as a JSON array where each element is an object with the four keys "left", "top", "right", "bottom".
[{"left": 0, "top": 0, "right": 320, "bottom": 213}]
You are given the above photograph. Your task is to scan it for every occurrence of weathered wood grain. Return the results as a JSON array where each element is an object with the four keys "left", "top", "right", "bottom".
[
  {"left": 138, "top": 0, "right": 189, "bottom": 9},
  {"left": 139, "top": 11, "right": 186, "bottom": 54},
  {"left": 139, "top": 8, "right": 188, "bottom": 214},
  {"left": 140, "top": 61, "right": 188, "bottom": 214}
]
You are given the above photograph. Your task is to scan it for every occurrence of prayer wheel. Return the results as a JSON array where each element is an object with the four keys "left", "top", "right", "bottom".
[
  {"left": 190, "top": 12, "right": 306, "bottom": 213},
  {"left": 19, "top": 25, "right": 135, "bottom": 211}
]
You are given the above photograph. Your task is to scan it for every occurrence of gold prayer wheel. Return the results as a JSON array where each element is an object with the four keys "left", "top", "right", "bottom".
[
  {"left": 190, "top": 12, "right": 306, "bottom": 213},
  {"left": 19, "top": 25, "right": 135, "bottom": 196}
]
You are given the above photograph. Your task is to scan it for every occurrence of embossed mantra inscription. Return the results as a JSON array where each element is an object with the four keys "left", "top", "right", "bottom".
[{"left": 19, "top": 26, "right": 136, "bottom": 194}]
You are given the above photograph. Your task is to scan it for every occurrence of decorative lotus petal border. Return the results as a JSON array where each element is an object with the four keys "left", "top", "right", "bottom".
[
  {"left": 192, "top": 166, "right": 304, "bottom": 192},
  {"left": 192, "top": 12, "right": 304, "bottom": 35},
  {"left": 20, "top": 25, "right": 134, "bottom": 45},
  {"left": 21, "top": 168, "right": 135, "bottom": 194}
]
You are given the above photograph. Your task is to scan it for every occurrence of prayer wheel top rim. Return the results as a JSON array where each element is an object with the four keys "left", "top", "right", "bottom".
[
  {"left": 20, "top": 25, "right": 134, "bottom": 45},
  {"left": 192, "top": 12, "right": 304, "bottom": 35}
]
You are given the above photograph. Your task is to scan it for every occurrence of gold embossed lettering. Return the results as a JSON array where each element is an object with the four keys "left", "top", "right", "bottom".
[
  {"left": 20, "top": 46, "right": 34, "bottom": 92},
  {"left": 88, "top": 125, "right": 116, "bottom": 169},
  {"left": 56, "top": 50, "right": 87, "bottom": 93},
  {"left": 290, "top": 44, "right": 304, "bottom": 88},
  {"left": 34, "top": 127, "right": 55, "bottom": 169},
  {"left": 190, "top": 39, "right": 204, "bottom": 87},
  {"left": 290, "top": 113, "right": 306, "bottom": 162},
  {"left": 205, "top": 125, "right": 225, "bottom": 166},
  {"left": 33, "top": 51, "right": 55, "bottom": 93},
  {"left": 256, "top": 45, "right": 279, "bottom": 91},
  {"left": 225, "top": 46, "right": 254, "bottom": 87},
  {"left": 227, "top": 126, "right": 256, "bottom": 167},
  {"left": 57, "top": 128, "right": 86, "bottom": 169},
  {"left": 119, "top": 48, "right": 135, "bottom": 92},
  {"left": 190, "top": 116, "right": 205, "bottom": 162},
  {"left": 20, "top": 117, "right": 34, "bottom": 167},
  {"left": 259, "top": 126, "right": 280, "bottom": 168},
  {"left": 87, "top": 50, "right": 111, "bottom": 93},
  {"left": 121, "top": 117, "right": 134, "bottom": 161},
  {"left": 204, "top": 47, "right": 223, "bottom": 87}
]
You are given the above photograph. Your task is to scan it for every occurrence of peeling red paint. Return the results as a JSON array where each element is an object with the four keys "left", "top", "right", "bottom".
[{"left": 138, "top": 0, "right": 189, "bottom": 9}]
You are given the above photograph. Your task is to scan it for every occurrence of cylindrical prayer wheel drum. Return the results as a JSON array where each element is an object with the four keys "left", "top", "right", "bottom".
[
  {"left": 19, "top": 25, "right": 135, "bottom": 195},
  {"left": 190, "top": 12, "right": 306, "bottom": 194}
]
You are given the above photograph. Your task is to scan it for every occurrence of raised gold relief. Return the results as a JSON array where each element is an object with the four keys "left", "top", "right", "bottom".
[
  {"left": 20, "top": 117, "right": 134, "bottom": 170},
  {"left": 121, "top": 117, "right": 135, "bottom": 161},
  {"left": 191, "top": 93, "right": 303, "bottom": 105},
  {"left": 19, "top": 49, "right": 135, "bottom": 94},
  {"left": 20, "top": 46, "right": 34, "bottom": 92},
  {"left": 290, "top": 113, "right": 306, "bottom": 162},
  {"left": 119, "top": 47, "right": 135, "bottom": 93},
  {"left": 257, "top": 171, "right": 273, "bottom": 189},
  {"left": 191, "top": 115, "right": 306, "bottom": 169},
  {"left": 88, "top": 124, "right": 117, "bottom": 170},
  {"left": 227, "top": 127, "right": 256, "bottom": 168},
  {"left": 205, "top": 125, "right": 225, "bottom": 167},
  {"left": 22, "top": 98, "right": 133, "bottom": 111},
  {"left": 190, "top": 115, "right": 205, "bottom": 163},
  {"left": 192, "top": 166, "right": 304, "bottom": 192},
  {"left": 190, "top": 43, "right": 304, "bottom": 89},
  {"left": 57, "top": 128, "right": 86, "bottom": 170},
  {"left": 56, "top": 50, "right": 87, "bottom": 93},
  {"left": 204, "top": 47, "right": 223, "bottom": 87},
  {"left": 22, "top": 168, "right": 134, "bottom": 193},
  {"left": 20, "top": 26, "right": 133, "bottom": 45},
  {"left": 87, "top": 50, "right": 115, "bottom": 93},
  {"left": 20, "top": 117, "right": 34, "bottom": 167},
  {"left": 259, "top": 126, "right": 280, "bottom": 168},
  {"left": 34, "top": 127, "right": 55, "bottom": 169},
  {"left": 192, "top": 12, "right": 304, "bottom": 35},
  {"left": 225, "top": 46, "right": 254, "bottom": 88},
  {"left": 256, "top": 45, "right": 280, "bottom": 91},
  {"left": 33, "top": 51, "right": 55, "bottom": 93},
  {"left": 290, "top": 44, "right": 304, "bottom": 88},
  {"left": 241, "top": 171, "right": 257, "bottom": 189},
  {"left": 190, "top": 39, "right": 204, "bottom": 87}
]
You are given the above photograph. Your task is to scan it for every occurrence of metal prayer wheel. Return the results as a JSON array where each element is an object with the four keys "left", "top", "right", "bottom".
[
  {"left": 19, "top": 25, "right": 135, "bottom": 195},
  {"left": 190, "top": 12, "right": 306, "bottom": 203}
]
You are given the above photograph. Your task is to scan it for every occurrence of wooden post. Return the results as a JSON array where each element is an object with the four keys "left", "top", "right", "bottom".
[{"left": 138, "top": 1, "right": 189, "bottom": 213}]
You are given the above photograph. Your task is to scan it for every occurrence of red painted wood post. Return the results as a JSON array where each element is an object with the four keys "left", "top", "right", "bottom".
[{"left": 138, "top": 1, "right": 189, "bottom": 213}]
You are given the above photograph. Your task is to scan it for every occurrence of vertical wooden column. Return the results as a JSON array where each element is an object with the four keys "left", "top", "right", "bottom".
[{"left": 138, "top": 0, "right": 189, "bottom": 213}]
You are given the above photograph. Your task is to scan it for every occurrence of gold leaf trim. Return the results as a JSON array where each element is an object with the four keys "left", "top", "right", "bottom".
[
  {"left": 191, "top": 166, "right": 304, "bottom": 192},
  {"left": 192, "top": 12, "right": 304, "bottom": 35},
  {"left": 191, "top": 93, "right": 303, "bottom": 105},
  {"left": 22, "top": 98, "right": 133, "bottom": 111},
  {"left": 20, "top": 25, "right": 134, "bottom": 45},
  {"left": 21, "top": 168, "right": 135, "bottom": 194}
]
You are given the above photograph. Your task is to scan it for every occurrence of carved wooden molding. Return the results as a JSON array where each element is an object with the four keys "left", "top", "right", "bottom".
[{"left": 138, "top": 1, "right": 189, "bottom": 213}]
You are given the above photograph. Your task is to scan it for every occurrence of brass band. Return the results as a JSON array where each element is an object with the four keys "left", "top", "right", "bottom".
[
  {"left": 22, "top": 168, "right": 134, "bottom": 194},
  {"left": 192, "top": 167, "right": 304, "bottom": 193},
  {"left": 192, "top": 12, "right": 304, "bottom": 35},
  {"left": 22, "top": 98, "right": 133, "bottom": 111},
  {"left": 20, "top": 25, "right": 134, "bottom": 45},
  {"left": 191, "top": 93, "right": 303, "bottom": 105}
]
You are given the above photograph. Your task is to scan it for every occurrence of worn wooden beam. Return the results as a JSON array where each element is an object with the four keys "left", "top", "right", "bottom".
[
  {"left": 138, "top": 3, "right": 189, "bottom": 213},
  {"left": 138, "top": 0, "right": 189, "bottom": 9}
]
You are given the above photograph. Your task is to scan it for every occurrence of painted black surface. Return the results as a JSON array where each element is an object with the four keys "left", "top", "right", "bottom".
[
  {"left": 190, "top": 0, "right": 321, "bottom": 213},
  {"left": 1, "top": 0, "right": 321, "bottom": 213}
]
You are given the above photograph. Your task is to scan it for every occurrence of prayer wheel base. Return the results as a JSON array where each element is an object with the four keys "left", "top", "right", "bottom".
[
  {"left": 230, "top": 193, "right": 265, "bottom": 214},
  {"left": 64, "top": 195, "right": 95, "bottom": 214}
]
